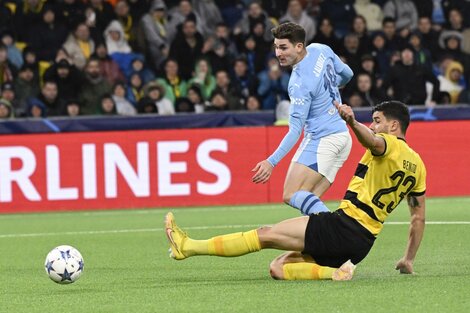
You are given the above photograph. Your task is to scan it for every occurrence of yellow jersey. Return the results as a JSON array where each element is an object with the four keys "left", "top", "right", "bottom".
[{"left": 340, "top": 133, "right": 427, "bottom": 236}]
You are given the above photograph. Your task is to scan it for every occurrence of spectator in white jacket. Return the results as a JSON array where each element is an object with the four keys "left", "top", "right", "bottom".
[
  {"left": 139, "top": 0, "right": 170, "bottom": 70},
  {"left": 437, "top": 60, "right": 465, "bottom": 104},
  {"left": 104, "top": 20, "right": 132, "bottom": 54},
  {"left": 142, "top": 81, "right": 175, "bottom": 115},
  {"left": 111, "top": 82, "right": 137, "bottom": 115},
  {"left": 62, "top": 22, "right": 95, "bottom": 70},
  {"left": 354, "top": 0, "right": 384, "bottom": 32},
  {"left": 383, "top": 0, "right": 418, "bottom": 31},
  {"left": 279, "top": 0, "right": 316, "bottom": 42}
]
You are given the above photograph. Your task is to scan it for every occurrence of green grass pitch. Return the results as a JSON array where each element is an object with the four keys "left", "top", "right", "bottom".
[{"left": 1, "top": 197, "right": 469, "bottom": 313}]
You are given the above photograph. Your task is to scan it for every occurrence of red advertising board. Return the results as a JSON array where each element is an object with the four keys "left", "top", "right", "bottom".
[
  {"left": 0, "top": 128, "right": 270, "bottom": 213},
  {"left": 268, "top": 120, "right": 470, "bottom": 201},
  {"left": 0, "top": 121, "right": 469, "bottom": 213}
]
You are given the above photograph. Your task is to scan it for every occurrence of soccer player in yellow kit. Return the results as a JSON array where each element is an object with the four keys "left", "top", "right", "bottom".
[{"left": 165, "top": 100, "right": 426, "bottom": 280}]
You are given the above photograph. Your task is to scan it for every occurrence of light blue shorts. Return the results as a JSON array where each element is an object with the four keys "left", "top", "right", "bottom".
[{"left": 292, "top": 131, "right": 352, "bottom": 183}]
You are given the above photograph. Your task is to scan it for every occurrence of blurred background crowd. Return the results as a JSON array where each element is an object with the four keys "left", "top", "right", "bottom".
[{"left": 0, "top": 0, "right": 469, "bottom": 120}]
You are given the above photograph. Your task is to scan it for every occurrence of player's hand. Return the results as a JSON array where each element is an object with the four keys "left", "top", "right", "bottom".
[
  {"left": 252, "top": 160, "right": 274, "bottom": 184},
  {"left": 334, "top": 101, "right": 355, "bottom": 125},
  {"left": 395, "top": 258, "right": 414, "bottom": 274}
]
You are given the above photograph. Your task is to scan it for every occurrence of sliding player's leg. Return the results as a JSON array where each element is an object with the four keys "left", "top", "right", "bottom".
[
  {"left": 269, "top": 252, "right": 356, "bottom": 281},
  {"left": 165, "top": 211, "right": 357, "bottom": 280},
  {"left": 164, "top": 213, "right": 308, "bottom": 260}
]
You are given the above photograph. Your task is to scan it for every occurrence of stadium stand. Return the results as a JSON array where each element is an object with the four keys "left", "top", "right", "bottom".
[{"left": 0, "top": 0, "right": 468, "bottom": 123}]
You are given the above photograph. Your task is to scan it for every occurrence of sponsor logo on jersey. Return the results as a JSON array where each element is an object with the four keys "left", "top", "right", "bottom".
[{"left": 290, "top": 97, "right": 306, "bottom": 106}]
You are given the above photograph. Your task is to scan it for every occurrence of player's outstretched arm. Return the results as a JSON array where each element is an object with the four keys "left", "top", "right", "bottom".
[
  {"left": 395, "top": 194, "right": 426, "bottom": 274},
  {"left": 252, "top": 98, "right": 306, "bottom": 184},
  {"left": 334, "top": 101, "right": 385, "bottom": 155}
]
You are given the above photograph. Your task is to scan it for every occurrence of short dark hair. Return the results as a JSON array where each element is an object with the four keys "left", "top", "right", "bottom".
[
  {"left": 271, "top": 22, "right": 306, "bottom": 45},
  {"left": 382, "top": 17, "right": 396, "bottom": 26},
  {"left": 357, "top": 72, "right": 372, "bottom": 81},
  {"left": 42, "top": 80, "right": 58, "bottom": 87},
  {"left": 86, "top": 56, "right": 101, "bottom": 66},
  {"left": 66, "top": 99, "right": 81, "bottom": 106},
  {"left": 373, "top": 101, "right": 410, "bottom": 134}
]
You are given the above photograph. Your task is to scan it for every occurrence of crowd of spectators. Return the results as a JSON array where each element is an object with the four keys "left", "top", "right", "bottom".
[{"left": 0, "top": 0, "right": 469, "bottom": 120}]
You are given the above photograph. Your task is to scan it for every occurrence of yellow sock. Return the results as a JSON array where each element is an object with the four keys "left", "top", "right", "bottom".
[
  {"left": 182, "top": 238, "right": 210, "bottom": 256},
  {"left": 183, "top": 230, "right": 261, "bottom": 257},
  {"left": 283, "top": 262, "right": 336, "bottom": 280},
  {"left": 209, "top": 230, "right": 261, "bottom": 256}
]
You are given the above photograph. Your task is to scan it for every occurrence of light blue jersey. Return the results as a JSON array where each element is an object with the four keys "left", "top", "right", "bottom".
[{"left": 267, "top": 43, "right": 353, "bottom": 167}]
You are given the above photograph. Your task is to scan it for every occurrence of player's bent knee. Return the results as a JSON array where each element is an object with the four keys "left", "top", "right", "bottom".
[{"left": 282, "top": 190, "right": 294, "bottom": 205}]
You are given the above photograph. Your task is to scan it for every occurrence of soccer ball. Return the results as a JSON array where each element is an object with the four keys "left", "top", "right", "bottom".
[{"left": 44, "top": 245, "right": 84, "bottom": 284}]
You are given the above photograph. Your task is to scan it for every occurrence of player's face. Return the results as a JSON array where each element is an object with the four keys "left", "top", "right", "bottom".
[
  {"left": 370, "top": 111, "right": 392, "bottom": 134},
  {"left": 274, "top": 38, "right": 303, "bottom": 67}
]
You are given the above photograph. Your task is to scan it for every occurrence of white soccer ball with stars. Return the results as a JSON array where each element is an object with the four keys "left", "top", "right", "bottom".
[{"left": 44, "top": 245, "right": 84, "bottom": 284}]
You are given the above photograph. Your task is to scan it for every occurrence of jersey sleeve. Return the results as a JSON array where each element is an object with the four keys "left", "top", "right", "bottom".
[
  {"left": 409, "top": 158, "right": 427, "bottom": 196},
  {"left": 267, "top": 80, "right": 311, "bottom": 167},
  {"left": 333, "top": 53, "right": 353, "bottom": 87},
  {"left": 373, "top": 133, "right": 397, "bottom": 157}
]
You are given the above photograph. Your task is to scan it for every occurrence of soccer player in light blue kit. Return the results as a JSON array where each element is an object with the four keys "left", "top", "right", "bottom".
[{"left": 252, "top": 22, "right": 354, "bottom": 215}]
